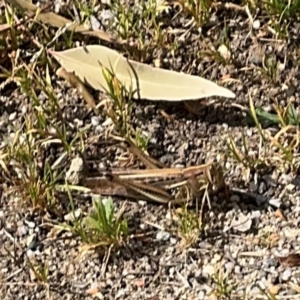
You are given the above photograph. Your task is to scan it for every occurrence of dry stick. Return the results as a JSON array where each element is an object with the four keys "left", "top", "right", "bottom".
[
  {"left": 126, "top": 138, "right": 167, "bottom": 169},
  {"left": 56, "top": 67, "right": 97, "bottom": 110}
]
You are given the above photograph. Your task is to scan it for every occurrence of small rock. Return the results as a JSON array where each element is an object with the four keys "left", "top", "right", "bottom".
[
  {"left": 246, "top": 128, "right": 253, "bottom": 137},
  {"left": 64, "top": 208, "right": 82, "bottom": 222},
  {"left": 212, "top": 254, "right": 222, "bottom": 263},
  {"left": 74, "top": 118, "right": 83, "bottom": 127},
  {"left": 222, "top": 123, "right": 229, "bottom": 130},
  {"left": 230, "top": 194, "right": 240, "bottom": 202},
  {"left": 218, "top": 44, "right": 231, "bottom": 60},
  {"left": 8, "top": 112, "right": 17, "bottom": 121},
  {"left": 251, "top": 210, "right": 261, "bottom": 219},
  {"left": 197, "top": 291, "right": 205, "bottom": 299},
  {"left": 278, "top": 62, "right": 285, "bottom": 71},
  {"left": 26, "top": 249, "right": 35, "bottom": 258},
  {"left": 139, "top": 223, "right": 146, "bottom": 230},
  {"left": 95, "top": 125, "right": 104, "bottom": 133},
  {"left": 66, "top": 156, "right": 85, "bottom": 185},
  {"left": 170, "top": 237, "right": 177, "bottom": 244},
  {"left": 281, "top": 269, "right": 292, "bottom": 281},
  {"left": 100, "top": 9, "right": 114, "bottom": 21},
  {"left": 48, "top": 126, "right": 58, "bottom": 136},
  {"left": 263, "top": 258, "right": 278, "bottom": 268},
  {"left": 67, "top": 264, "right": 75, "bottom": 275},
  {"left": 165, "top": 211, "right": 173, "bottom": 220},
  {"left": 156, "top": 231, "right": 170, "bottom": 241},
  {"left": 21, "top": 105, "right": 27, "bottom": 114},
  {"left": 225, "top": 262, "right": 234, "bottom": 273},
  {"left": 286, "top": 183, "right": 295, "bottom": 191},
  {"left": 90, "top": 15, "right": 101, "bottom": 30},
  {"left": 17, "top": 225, "right": 28, "bottom": 236},
  {"left": 138, "top": 200, "right": 147, "bottom": 206},
  {"left": 202, "top": 264, "right": 215, "bottom": 277},
  {"left": 91, "top": 116, "right": 100, "bottom": 127},
  {"left": 250, "top": 286, "right": 262, "bottom": 296},
  {"left": 234, "top": 266, "right": 241, "bottom": 274},
  {"left": 44, "top": 248, "right": 51, "bottom": 256},
  {"left": 253, "top": 20, "right": 260, "bottom": 29},
  {"left": 25, "top": 220, "right": 36, "bottom": 228},
  {"left": 168, "top": 267, "right": 175, "bottom": 277},
  {"left": 230, "top": 212, "right": 252, "bottom": 232},
  {"left": 115, "top": 289, "right": 126, "bottom": 299},
  {"left": 269, "top": 198, "right": 282, "bottom": 208}
]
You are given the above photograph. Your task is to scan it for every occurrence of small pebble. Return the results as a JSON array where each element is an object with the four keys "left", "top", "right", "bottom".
[
  {"left": 230, "top": 194, "right": 240, "bottom": 202},
  {"left": 74, "top": 118, "right": 83, "bottom": 127},
  {"left": 170, "top": 237, "right": 177, "bottom": 244},
  {"left": 138, "top": 200, "right": 147, "bottom": 206},
  {"left": 8, "top": 112, "right": 17, "bottom": 121},
  {"left": 26, "top": 249, "right": 35, "bottom": 258},
  {"left": 156, "top": 231, "right": 170, "bottom": 241},
  {"left": 25, "top": 220, "right": 36, "bottom": 228},
  {"left": 263, "top": 258, "right": 278, "bottom": 268},
  {"left": 251, "top": 210, "right": 261, "bottom": 219},
  {"left": 202, "top": 265, "right": 215, "bottom": 277},
  {"left": 64, "top": 208, "right": 82, "bottom": 221},
  {"left": 225, "top": 262, "right": 234, "bottom": 273},
  {"left": 17, "top": 225, "right": 28, "bottom": 236},
  {"left": 91, "top": 116, "right": 100, "bottom": 126},
  {"left": 218, "top": 44, "right": 231, "bottom": 60},
  {"left": 281, "top": 269, "right": 292, "bottom": 281},
  {"left": 253, "top": 20, "right": 260, "bottom": 29}
]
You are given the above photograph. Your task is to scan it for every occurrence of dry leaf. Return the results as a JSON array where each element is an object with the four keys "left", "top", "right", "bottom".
[
  {"left": 5, "top": 0, "right": 121, "bottom": 44},
  {"left": 49, "top": 45, "right": 236, "bottom": 101},
  {"left": 275, "top": 253, "right": 300, "bottom": 267}
]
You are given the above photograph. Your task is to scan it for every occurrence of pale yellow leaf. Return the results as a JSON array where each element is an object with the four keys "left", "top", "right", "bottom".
[{"left": 49, "top": 45, "right": 235, "bottom": 101}]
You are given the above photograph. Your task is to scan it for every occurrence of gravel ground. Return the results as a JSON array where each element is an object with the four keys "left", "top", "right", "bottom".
[{"left": 2, "top": 1, "right": 300, "bottom": 299}]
